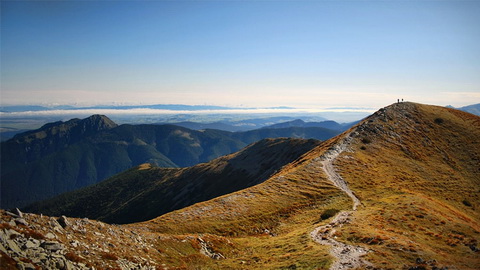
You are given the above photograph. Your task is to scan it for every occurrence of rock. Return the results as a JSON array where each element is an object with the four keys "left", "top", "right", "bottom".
[
  {"left": 0, "top": 229, "right": 7, "bottom": 242},
  {"left": 45, "top": 232, "right": 56, "bottom": 239},
  {"left": 23, "top": 263, "right": 35, "bottom": 270},
  {"left": 53, "top": 226, "right": 63, "bottom": 233},
  {"left": 65, "top": 260, "right": 75, "bottom": 270},
  {"left": 50, "top": 217, "right": 63, "bottom": 231},
  {"left": 6, "top": 211, "right": 19, "bottom": 218},
  {"left": 38, "top": 252, "right": 48, "bottom": 262},
  {"left": 16, "top": 262, "right": 26, "bottom": 270},
  {"left": 70, "top": 240, "right": 80, "bottom": 248},
  {"left": 9, "top": 219, "right": 16, "bottom": 227},
  {"left": 41, "top": 241, "right": 65, "bottom": 251},
  {"left": 14, "top": 208, "right": 24, "bottom": 218},
  {"left": 24, "top": 240, "right": 39, "bottom": 249},
  {"left": 57, "top": 216, "right": 70, "bottom": 228},
  {"left": 0, "top": 241, "right": 8, "bottom": 254},
  {"left": 6, "top": 229, "right": 22, "bottom": 238},
  {"left": 14, "top": 218, "right": 29, "bottom": 226},
  {"left": 55, "top": 258, "right": 66, "bottom": 269},
  {"left": 7, "top": 239, "right": 22, "bottom": 253}
]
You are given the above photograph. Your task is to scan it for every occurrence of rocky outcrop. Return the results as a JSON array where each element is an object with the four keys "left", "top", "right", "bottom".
[
  {"left": 0, "top": 214, "right": 80, "bottom": 269},
  {"left": 1, "top": 210, "right": 156, "bottom": 269}
]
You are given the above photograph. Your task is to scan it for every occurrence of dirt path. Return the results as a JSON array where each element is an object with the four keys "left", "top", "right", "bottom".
[{"left": 310, "top": 134, "right": 371, "bottom": 270}]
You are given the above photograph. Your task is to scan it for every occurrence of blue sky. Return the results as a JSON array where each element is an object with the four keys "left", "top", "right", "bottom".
[{"left": 1, "top": 0, "right": 479, "bottom": 109}]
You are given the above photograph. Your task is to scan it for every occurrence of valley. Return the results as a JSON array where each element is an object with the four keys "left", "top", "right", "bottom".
[{"left": 1, "top": 116, "right": 342, "bottom": 209}]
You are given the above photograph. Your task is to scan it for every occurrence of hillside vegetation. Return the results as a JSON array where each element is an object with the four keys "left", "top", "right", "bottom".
[
  {"left": 1, "top": 116, "right": 340, "bottom": 209},
  {"left": 25, "top": 138, "right": 322, "bottom": 224},
  {"left": 332, "top": 102, "right": 480, "bottom": 269},
  {"left": 2, "top": 102, "right": 479, "bottom": 269},
  {"left": 141, "top": 102, "right": 479, "bottom": 269}
]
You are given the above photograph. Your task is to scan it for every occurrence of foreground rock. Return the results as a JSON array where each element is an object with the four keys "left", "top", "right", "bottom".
[
  {"left": 1, "top": 209, "right": 232, "bottom": 269},
  {"left": 0, "top": 210, "right": 157, "bottom": 269}
]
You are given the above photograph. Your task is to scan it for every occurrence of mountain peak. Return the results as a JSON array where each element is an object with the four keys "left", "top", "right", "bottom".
[
  {"left": 80, "top": 114, "right": 118, "bottom": 131},
  {"left": 12, "top": 115, "right": 117, "bottom": 142}
]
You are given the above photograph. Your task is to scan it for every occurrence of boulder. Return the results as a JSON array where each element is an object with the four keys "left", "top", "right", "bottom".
[
  {"left": 7, "top": 239, "right": 22, "bottom": 253},
  {"left": 41, "top": 241, "right": 65, "bottom": 251},
  {"left": 14, "top": 208, "right": 24, "bottom": 218},
  {"left": 23, "top": 263, "right": 35, "bottom": 270},
  {"left": 0, "top": 241, "right": 8, "bottom": 254},
  {"left": 14, "top": 218, "right": 29, "bottom": 226},
  {"left": 57, "top": 216, "right": 70, "bottom": 228},
  {"left": 24, "top": 240, "right": 39, "bottom": 249},
  {"left": 45, "top": 232, "right": 56, "bottom": 239}
]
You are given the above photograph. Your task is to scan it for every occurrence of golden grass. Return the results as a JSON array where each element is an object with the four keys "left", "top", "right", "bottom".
[
  {"left": 148, "top": 195, "right": 350, "bottom": 269},
  {"left": 129, "top": 103, "right": 480, "bottom": 269},
  {"left": 136, "top": 103, "right": 479, "bottom": 269},
  {"left": 331, "top": 102, "right": 480, "bottom": 269},
  {"left": 137, "top": 139, "right": 354, "bottom": 269}
]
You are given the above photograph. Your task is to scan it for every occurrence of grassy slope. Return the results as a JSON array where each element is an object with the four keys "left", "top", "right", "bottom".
[
  {"left": 137, "top": 102, "right": 479, "bottom": 269},
  {"left": 140, "top": 136, "right": 352, "bottom": 269},
  {"left": 333, "top": 102, "right": 480, "bottom": 269}
]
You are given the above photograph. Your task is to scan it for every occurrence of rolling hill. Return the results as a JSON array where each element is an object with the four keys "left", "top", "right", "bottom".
[
  {"left": 2, "top": 102, "right": 479, "bottom": 269},
  {"left": 1, "top": 115, "right": 340, "bottom": 209}
]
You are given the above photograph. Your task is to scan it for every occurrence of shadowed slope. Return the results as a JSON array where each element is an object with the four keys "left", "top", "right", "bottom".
[
  {"left": 25, "top": 138, "right": 322, "bottom": 224},
  {"left": 1, "top": 115, "right": 340, "bottom": 209}
]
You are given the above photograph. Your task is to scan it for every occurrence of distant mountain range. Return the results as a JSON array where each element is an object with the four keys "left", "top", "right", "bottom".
[
  {"left": 1, "top": 115, "right": 343, "bottom": 209},
  {"left": 455, "top": 103, "right": 480, "bottom": 116}
]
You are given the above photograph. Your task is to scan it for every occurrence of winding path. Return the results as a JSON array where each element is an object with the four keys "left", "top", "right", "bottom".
[{"left": 310, "top": 135, "right": 371, "bottom": 270}]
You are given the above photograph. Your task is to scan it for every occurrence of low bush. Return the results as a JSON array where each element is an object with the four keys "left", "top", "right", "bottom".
[
  {"left": 462, "top": 199, "right": 472, "bottom": 207},
  {"left": 434, "top": 118, "right": 444, "bottom": 124},
  {"left": 320, "top": 209, "right": 339, "bottom": 220},
  {"left": 361, "top": 138, "right": 372, "bottom": 144}
]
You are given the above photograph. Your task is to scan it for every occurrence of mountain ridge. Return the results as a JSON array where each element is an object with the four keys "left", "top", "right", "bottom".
[
  {"left": 24, "top": 138, "right": 322, "bottom": 224},
  {"left": 1, "top": 116, "right": 340, "bottom": 208},
  {"left": 140, "top": 102, "right": 479, "bottom": 268}
]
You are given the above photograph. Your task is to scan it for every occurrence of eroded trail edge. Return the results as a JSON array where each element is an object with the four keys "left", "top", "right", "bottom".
[{"left": 310, "top": 134, "right": 371, "bottom": 270}]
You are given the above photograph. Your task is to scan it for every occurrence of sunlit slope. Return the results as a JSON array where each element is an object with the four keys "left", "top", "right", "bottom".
[
  {"left": 142, "top": 102, "right": 479, "bottom": 269},
  {"left": 332, "top": 102, "right": 480, "bottom": 269},
  {"left": 141, "top": 130, "right": 354, "bottom": 268}
]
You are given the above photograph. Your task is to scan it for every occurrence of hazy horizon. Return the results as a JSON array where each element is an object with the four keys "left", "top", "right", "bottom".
[{"left": 1, "top": 1, "right": 479, "bottom": 109}]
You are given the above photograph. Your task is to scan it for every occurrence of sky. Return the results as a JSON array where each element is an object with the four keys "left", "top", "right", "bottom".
[{"left": 1, "top": 0, "right": 479, "bottom": 110}]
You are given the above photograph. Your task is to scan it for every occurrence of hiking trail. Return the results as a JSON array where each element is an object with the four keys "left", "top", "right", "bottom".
[{"left": 310, "top": 134, "right": 371, "bottom": 270}]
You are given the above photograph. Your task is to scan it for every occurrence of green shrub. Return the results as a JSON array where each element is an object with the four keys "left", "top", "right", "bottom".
[
  {"left": 361, "top": 138, "right": 371, "bottom": 144},
  {"left": 462, "top": 199, "right": 472, "bottom": 207},
  {"left": 434, "top": 118, "right": 444, "bottom": 124},
  {"left": 320, "top": 209, "right": 340, "bottom": 220}
]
